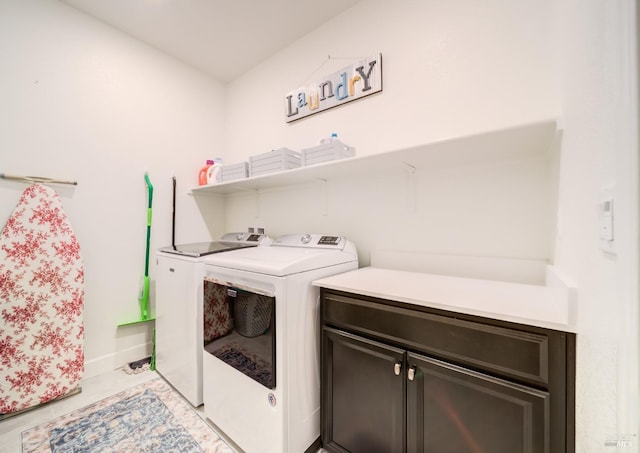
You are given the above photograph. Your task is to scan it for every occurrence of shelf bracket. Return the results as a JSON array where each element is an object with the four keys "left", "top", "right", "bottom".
[
  {"left": 315, "top": 178, "right": 328, "bottom": 216},
  {"left": 254, "top": 188, "right": 260, "bottom": 218},
  {"left": 402, "top": 161, "right": 417, "bottom": 212}
]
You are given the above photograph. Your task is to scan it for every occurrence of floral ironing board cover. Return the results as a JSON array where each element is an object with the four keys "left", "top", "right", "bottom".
[{"left": 0, "top": 184, "right": 84, "bottom": 414}]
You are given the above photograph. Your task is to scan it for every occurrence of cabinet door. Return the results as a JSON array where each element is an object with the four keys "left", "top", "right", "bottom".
[
  {"left": 407, "top": 352, "right": 550, "bottom": 453},
  {"left": 322, "top": 327, "right": 405, "bottom": 453}
]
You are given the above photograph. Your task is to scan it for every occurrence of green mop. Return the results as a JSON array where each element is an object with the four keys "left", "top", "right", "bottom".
[{"left": 119, "top": 173, "right": 156, "bottom": 371}]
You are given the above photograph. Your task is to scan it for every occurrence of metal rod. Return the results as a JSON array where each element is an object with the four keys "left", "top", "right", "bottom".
[
  {"left": 0, "top": 173, "right": 78, "bottom": 186},
  {"left": 172, "top": 176, "right": 176, "bottom": 248}
]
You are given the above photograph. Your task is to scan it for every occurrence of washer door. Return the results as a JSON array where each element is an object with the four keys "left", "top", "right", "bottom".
[{"left": 203, "top": 277, "right": 276, "bottom": 389}]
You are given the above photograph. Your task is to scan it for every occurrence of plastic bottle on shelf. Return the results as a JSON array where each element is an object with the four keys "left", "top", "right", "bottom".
[
  {"left": 319, "top": 132, "right": 338, "bottom": 145},
  {"left": 198, "top": 160, "right": 214, "bottom": 186},
  {"left": 207, "top": 158, "right": 223, "bottom": 185}
]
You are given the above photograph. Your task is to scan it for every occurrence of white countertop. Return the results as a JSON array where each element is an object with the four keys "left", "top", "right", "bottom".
[{"left": 313, "top": 267, "right": 576, "bottom": 333}]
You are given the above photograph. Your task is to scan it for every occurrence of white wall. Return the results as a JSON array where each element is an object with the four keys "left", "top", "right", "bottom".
[
  {"left": 224, "top": 155, "right": 557, "bottom": 273},
  {"left": 0, "top": 0, "right": 227, "bottom": 377},
  {"left": 225, "top": 0, "right": 558, "bottom": 159},
  {"left": 223, "top": 0, "right": 560, "bottom": 269},
  {"left": 221, "top": 0, "right": 639, "bottom": 451},
  {"left": 553, "top": 0, "right": 639, "bottom": 450}
]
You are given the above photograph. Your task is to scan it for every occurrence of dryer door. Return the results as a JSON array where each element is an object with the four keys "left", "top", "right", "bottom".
[{"left": 203, "top": 277, "right": 276, "bottom": 389}]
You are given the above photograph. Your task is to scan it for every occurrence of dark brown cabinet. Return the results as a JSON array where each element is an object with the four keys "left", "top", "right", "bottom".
[
  {"left": 407, "top": 353, "right": 549, "bottom": 453},
  {"left": 320, "top": 289, "right": 575, "bottom": 453},
  {"left": 323, "top": 327, "right": 406, "bottom": 453}
]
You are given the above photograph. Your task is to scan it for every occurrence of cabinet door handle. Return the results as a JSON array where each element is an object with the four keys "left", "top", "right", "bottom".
[
  {"left": 394, "top": 361, "right": 402, "bottom": 376},
  {"left": 407, "top": 365, "right": 417, "bottom": 381}
]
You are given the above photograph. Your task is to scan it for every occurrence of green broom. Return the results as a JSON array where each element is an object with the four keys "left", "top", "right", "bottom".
[
  {"left": 119, "top": 172, "right": 155, "bottom": 326},
  {"left": 119, "top": 173, "right": 156, "bottom": 371}
]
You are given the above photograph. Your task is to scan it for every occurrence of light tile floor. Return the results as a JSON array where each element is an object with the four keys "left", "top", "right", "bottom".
[
  {"left": 0, "top": 369, "right": 216, "bottom": 453},
  {"left": 0, "top": 369, "right": 328, "bottom": 453}
]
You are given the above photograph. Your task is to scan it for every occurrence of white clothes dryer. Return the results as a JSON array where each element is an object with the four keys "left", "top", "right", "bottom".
[
  {"left": 201, "top": 233, "right": 358, "bottom": 453},
  {"left": 155, "top": 231, "right": 269, "bottom": 407}
]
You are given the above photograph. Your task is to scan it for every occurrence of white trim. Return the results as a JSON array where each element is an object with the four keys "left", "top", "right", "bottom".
[
  {"left": 615, "top": 0, "right": 640, "bottom": 440},
  {"left": 84, "top": 342, "right": 153, "bottom": 380}
]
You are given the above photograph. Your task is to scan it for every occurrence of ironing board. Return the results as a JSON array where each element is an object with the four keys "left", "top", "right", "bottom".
[{"left": 0, "top": 184, "right": 84, "bottom": 415}]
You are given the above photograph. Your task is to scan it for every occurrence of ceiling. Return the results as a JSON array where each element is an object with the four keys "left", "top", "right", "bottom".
[{"left": 60, "top": 0, "right": 361, "bottom": 83}]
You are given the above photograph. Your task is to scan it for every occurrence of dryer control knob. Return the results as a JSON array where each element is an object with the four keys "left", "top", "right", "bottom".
[
  {"left": 236, "top": 233, "right": 244, "bottom": 241},
  {"left": 300, "top": 233, "right": 312, "bottom": 244}
]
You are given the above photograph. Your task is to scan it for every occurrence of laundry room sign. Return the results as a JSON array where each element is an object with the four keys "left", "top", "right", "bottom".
[{"left": 285, "top": 53, "right": 382, "bottom": 122}]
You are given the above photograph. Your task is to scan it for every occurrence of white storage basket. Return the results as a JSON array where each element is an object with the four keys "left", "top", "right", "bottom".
[
  {"left": 301, "top": 140, "right": 355, "bottom": 167},
  {"left": 249, "top": 148, "right": 301, "bottom": 177},
  {"left": 221, "top": 162, "right": 249, "bottom": 182}
]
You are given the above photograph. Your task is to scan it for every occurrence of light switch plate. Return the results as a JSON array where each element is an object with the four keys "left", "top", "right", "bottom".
[{"left": 598, "top": 184, "right": 616, "bottom": 254}]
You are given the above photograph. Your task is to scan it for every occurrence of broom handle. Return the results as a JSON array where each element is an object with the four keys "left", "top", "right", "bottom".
[
  {"left": 144, "top": 173, "right": 153, "bottom": 276},
  {"left": 172, "top": 176, "right": 176, "bottom": 248}
]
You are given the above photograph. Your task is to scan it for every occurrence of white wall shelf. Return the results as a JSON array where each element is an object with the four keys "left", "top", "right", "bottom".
[{"left": 191, "top": 119, "right": 559, "bottom": 195}]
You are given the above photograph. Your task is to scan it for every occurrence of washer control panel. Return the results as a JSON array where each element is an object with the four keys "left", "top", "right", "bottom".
[
  {"left": 220, "top": 231, "right": 269, "bottom": 244},
  {"left": 274, "top": 233, "right": 346, "bottom": 249},
  {"left": 317, "top": 235, "right": 341, "bottom": 245}
]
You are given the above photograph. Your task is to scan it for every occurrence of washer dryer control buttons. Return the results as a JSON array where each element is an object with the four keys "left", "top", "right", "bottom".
[
  {"left": 318, "top": 236, "right": 340, "bottom": 245},
  {"left": 300, "top": 234, "right": 312, "bottom": 244}
]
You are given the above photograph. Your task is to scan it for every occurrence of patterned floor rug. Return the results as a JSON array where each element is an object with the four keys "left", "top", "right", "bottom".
[
  {"left": 21, "top": 377, "right": 234, "bottom": 453},
  {"left": 212, "top": 345, "right": 273, "bottom": 388}
]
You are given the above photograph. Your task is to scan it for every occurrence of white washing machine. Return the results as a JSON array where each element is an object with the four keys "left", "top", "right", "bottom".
[
  {"left": 155, "top": 231, "right": 269, "bottom": 407},
  {"left": 201, "top": 233, "right": 358, "bottom": 453}
]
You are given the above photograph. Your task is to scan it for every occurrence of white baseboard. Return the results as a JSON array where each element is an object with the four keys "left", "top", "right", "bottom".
[{"left": 83, "top": 342, "right": 153, "bottom": 380}]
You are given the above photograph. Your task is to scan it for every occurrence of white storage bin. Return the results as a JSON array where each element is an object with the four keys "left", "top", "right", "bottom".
[
  {"left": 221, "top": 162, "right": 248, "bottom": 182},
  {"left": 301, "top": 140, "right": 355, "bottom": 166},
  {"left": 249, "top": 148, "right": 301, "bottom": 177}
]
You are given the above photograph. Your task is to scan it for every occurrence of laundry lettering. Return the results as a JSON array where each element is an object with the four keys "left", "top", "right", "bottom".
[
  {"left": 285, "top": 53, "right": 382, "bottom": 122},
  {"left": 355, "top": 60, "right": 377, "bottom": 91}
]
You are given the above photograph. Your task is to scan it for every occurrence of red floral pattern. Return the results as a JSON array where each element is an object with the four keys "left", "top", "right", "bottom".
[
  {"left": 203, "top": 282, "right": 231, "bottom": 343},
  {"left": 0, "top": 184, "right": 84, "bottom": 414}
]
